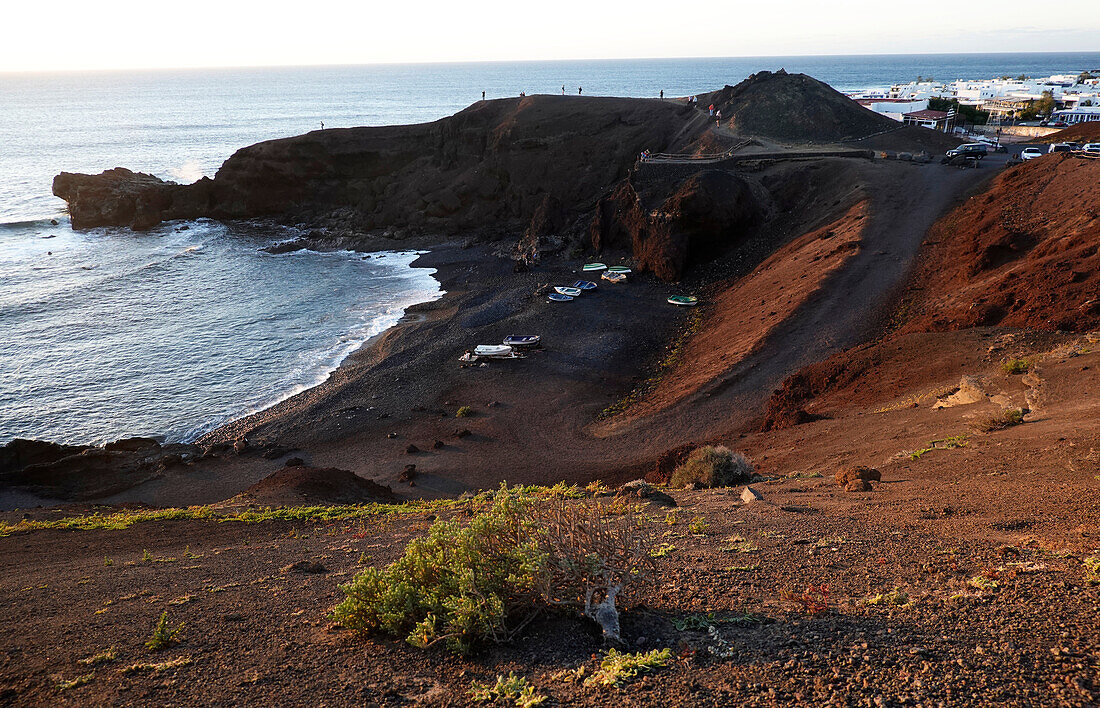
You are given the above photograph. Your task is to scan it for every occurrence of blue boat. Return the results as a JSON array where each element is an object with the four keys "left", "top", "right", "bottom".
[
  {"left": 571, "top": 280, "right": 597, "bottom": 290},
  {"left": 503, "top": 335, "right": 540, "bottom": 347},
  {"left": 547, "top": 293, "right": 574, "bottom": 302}
]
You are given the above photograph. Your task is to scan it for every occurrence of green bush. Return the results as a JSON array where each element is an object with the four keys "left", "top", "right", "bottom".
[
  {"left": 333, "top": 487, "right": 542, "bottom": 654},
  {"left": 456, "top": 406, "right": 474, "bottom": 418},
  {"left": 973, "top": 408, "right": 1025, "bottom": 433},
  {"left": 1001, "top": 358, "right": 1031, "bottom": 375},
  {"left": 145, "top": 612, "right": 184, "bottom": 651},
  {"left": 333, "top": 486, "right": 654, "bottom": 654},
  {"left": 669, "top": 446, "right": 753, "bottom": 488}
]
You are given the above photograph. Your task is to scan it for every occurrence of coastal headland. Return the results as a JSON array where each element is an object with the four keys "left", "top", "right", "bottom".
[{"left": 3, "top": 71, "right": 1099, "bottom": 705}]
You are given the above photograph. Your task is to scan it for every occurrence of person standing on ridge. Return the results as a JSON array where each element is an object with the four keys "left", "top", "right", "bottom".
[
  {"left": 482, "top": 90, "right": 485, "bottom": 100},
  {"left": 715, "top": 109, "right": 722, "bottom": 127},
  {"left": 660, "top": 89, "right": 663, "bottom": 99},
  {"left": 562, "top": 85, "right": 565, "bottom": 95},
  {"left": 708, "top": 103, "right": 714, "bottom": 116},
  {"left": 578, "top": 86, "right": 582, "bottom": 95},
  {"left": 320, "top": 121, "right": 324, "bottom": 130}
]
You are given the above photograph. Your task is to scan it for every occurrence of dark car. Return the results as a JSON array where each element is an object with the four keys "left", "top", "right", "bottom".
[{"left": 944, "top": 143, "right": 988, "bottom": 159}]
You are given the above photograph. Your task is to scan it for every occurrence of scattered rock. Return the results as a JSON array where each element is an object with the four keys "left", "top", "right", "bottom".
[
  {"left": 284, "top": 457, "right": 306, "bottom": 467},
  {"left": 835, "top": 466, "right": 881, "bottom": 487},
  {"left": 405, "top": 444, "right": 420, "bottom": 454},
  {"left": 432, "top": 440, "right": 445, "bottom": 450},
  {"left": 740, "top": 486, "right": 763, "bottom": 503},
  {"left": 232, "top": 438, "right": 249, "bottom": 454},
  {"left": 454, "top": 428, "right": 472, "bottom": 439},
  {"left": 617, "top": 479, "right": 677, "bottom": 507},
  {"left": 399, "top": 464, "right": 417, "bottom": 482},
  {"left": 281, "top": 561, "right": 328, "bottom": 574},
  {"left": 387, "top": 432, "right": 399, "bottom": 439},
  {"left": 846, "top": 479, "right": 873, "bottom": 492}
]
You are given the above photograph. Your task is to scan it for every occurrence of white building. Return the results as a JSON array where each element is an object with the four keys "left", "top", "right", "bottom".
[{"left": 1051, "top": 106, "right": 1100, "bottom": 124}]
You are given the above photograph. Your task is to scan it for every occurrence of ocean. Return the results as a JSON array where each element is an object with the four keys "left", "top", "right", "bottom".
[{"left": 2, "top": 52, "right": 1098, "bottom": 444}]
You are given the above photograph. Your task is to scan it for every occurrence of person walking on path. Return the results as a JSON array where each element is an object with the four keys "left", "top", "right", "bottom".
[
  {"left": 659, "top": 89, "right": 664, "bottom": 99},
  {"left": 320, "top": 121, "right": 324, "bottom": 130},
  {"left": 578, "top": 86, "right": 582, "bottom": 95},
  {"left": 715, "top": 109, "right": 722, "bottom": 127},
  {"left": 708, "top": 103, "right": 715, "bottom": 116}
]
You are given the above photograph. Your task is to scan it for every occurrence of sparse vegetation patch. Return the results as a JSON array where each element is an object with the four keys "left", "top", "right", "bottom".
[
  {"left": 468, "top": 672, "right": 546, "bottom": 706},
  {"left": 582, "top": 648, "right": 672, "bottom": 688},
  {"left": 973, "top": 408, "right": 1025, "bottom": 433},
  {"left": 146, "top": 612, "right": 184, "bottom": 651},
  {"left": 669, "top": 446, "right": 753, "bottom": 488}
]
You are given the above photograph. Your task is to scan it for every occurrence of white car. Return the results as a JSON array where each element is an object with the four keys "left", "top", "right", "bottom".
[
  {"left": 1020, "top": 147, "right": 1044, "bottom": 160},
  {"left": 1083, "top": 143, "right": 1100, "bottom": 155}
]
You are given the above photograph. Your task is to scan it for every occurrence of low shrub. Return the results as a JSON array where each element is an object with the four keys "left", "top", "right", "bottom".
[
  {"left": 583, "top": 648, "right": 672, "bottom": 688},
  {"left": 1001, "top": 358, "right": 1031, "bottom": 375},
  {"left": 669, "top": 446, "right": 753, "bottom": 488},
  {"left": 468, "top": 672, "right": 546, "bottom": 706},
  {"left": 145, "top": 612, "right": 184, "bottom": 651},
  {"left": 334, "top": 485, "right": 655, "bottom": 654},
  {"left": 973, "top": 408, "right": 1025, "bottom": 433},
  {"left": 455, "top": 406, "right": 473, "bottom": 418}
]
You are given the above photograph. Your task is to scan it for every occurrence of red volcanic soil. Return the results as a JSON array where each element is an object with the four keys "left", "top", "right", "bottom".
[
  {"left": 900, "top": 154, "right": 1100, "bottom": 333},
  {"left": 603, "top": 200, "right": 868, "bottom": 431},
  {"left": 1027, "top": 122, "right": 1100, "bottom": 143},
  {"left": 224, "top": 465, "right": 398, "bottom": 507}
]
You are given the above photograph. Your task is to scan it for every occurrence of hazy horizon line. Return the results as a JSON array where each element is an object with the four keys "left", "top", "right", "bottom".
[{"left": 4, "top": 49, "right": 1100, "bottom": 76}]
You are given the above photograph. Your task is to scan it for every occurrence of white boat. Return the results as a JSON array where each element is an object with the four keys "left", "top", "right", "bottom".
[
  {"left": 474, "top": 344, "right": 514, "bottom": 358},
  {"left": 554, "top": 286, "right": 582, "bottom": 297},
  {"left": 601, "top": 271, "right": 627, "bottom": 283}
]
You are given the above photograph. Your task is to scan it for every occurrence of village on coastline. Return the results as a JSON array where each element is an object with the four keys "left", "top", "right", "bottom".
[{"left": 848, "top": 70, "right": 1100, "bottom": 140}]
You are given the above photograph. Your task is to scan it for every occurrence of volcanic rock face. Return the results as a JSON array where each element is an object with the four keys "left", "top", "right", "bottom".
[
  {"left": 54, "top": 97, "right": 698, "bottom": 235},
  {"left": 53, "top": 168, "right": 213, "bottom": 230},
  {"left": 590, "top": 170, "right": 763, "bottom": 281}
]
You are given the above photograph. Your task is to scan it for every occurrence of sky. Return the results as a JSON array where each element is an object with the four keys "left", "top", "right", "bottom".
[{"left": 3, "top": 0, "right": 1098, "bottom": 72}]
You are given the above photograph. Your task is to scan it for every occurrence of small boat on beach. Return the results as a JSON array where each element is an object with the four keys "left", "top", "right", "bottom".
[
  {"left": 503, "top": 335, "right": 540, "bottom": 347},
  {"left": 554, "top": 286, "right": 583, "bottom": 297},
  {"left": 667, "top": 295, "right": 698, "bottom": 307},
  {"left": 571, "top": 280, "right": 597, "bottom": 291},
  {"left": 474, "top": 344, "right": 514, "bottom": 358},
  {"left": 547, "top": 293, "right": 574, "bottom": 302},
  {"left": 601, "top": 271, "right": 627, "bottom": 283},
  {"left": 582, "top": 263, "right": 607, "bottom": 272},
  {"left": 607, "top": 265, "right": 632, "bottom": 274}
]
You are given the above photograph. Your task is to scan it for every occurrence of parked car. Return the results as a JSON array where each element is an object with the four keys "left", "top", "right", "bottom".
[
  {"left": 944, "top": 143, "right": 988, "bottom": 159},
  {"left": 1051, "top": 121, "right": 1069, "bottom": 127},
  {"left": 1083, "top": 143, "right": 1100, "bottom": 155},
  {"left": 1048, "top": 143, "right": 1074, "bottom": 153},
  {"left": 1020, "top": 147, "right": 1044, "bottom": 160}
]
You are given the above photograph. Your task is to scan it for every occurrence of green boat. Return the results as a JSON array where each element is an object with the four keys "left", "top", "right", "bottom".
[
  {"left": 582, "top": 263, "right": 607, "bottom": 272},
  {"left": 667, "top": 295, "right": 698, "bottom": 307},
  {"left": 607, "top": 265, "right": 632, "bottom": 274}
]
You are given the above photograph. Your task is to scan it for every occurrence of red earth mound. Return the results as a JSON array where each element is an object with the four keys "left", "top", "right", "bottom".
[
  {"left": 900, "top": 153, "right": 1100, "bottom": 333},
  {"left": 1027, "top": 122, "right": 1100, "bottom": 143},
  {"left": 231, "top": 465, "right": 398, "bottom": 506}
]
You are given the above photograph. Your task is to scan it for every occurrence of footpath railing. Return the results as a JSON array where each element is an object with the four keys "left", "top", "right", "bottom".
[{"left": 642, "top": 139, "right": 754, "bottom": 164}]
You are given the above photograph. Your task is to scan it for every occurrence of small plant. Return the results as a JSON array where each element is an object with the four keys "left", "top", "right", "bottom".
[
  {"left": 973, "top": 408, "right": 1025, "bottom": 433},
  {"left": 120, "top": 657, "right": 193, "bottom": 673},
  {"left": 584, "top": 480, "right": 611, "bottom": 496},
  {"left": 968, "top": 573, "right": 1000, "bottom": 590},
  {"left": 782, "top": 584, "right": 829, "bottom": 615},
  {"left": 669, "top": 446, "right": 753, "bottom": 488},
  {"left": 649, "top": 543, "right": 677, "bottom": 558},
  {"left": 909, "top": 435, "right": 968, "bottom": 460},
  {"left": 455, "top": 406, "right": 473, "bottom": 418},
  {"left": 468, "top": 672, "right": 547, "bottom": 706},
  {"left": 862, "top": 589, "right": 911, "bottom": 607},
  {"left": 1001, "top": 358, "right": 1032, "bottom": 375},
  {"left": 583, "top": 648, "right": 672, "bottom": 688},
  {"left": 670, "top": 613, "right": 717, "bottom": 631},
  {"left": 103, "top": 557, "right": 113, "bottom": 567},
  {"left": 663, "top": 510, "right": 680, "bottom": 526},
  {"left": 688, "top": 516, "right": 710, "bottom": 534},
  {"left": 726, "top": 563, "right": 760, "bottom": 572},
  {"left": 1083, "top": 556, "right": 1100, "bottom": 584},
  {"left": 57, "top": 673, "right": 95, "bottom": 690},
  {"left": 721, "top": 535, "right": 758, "bottom": 553},
  {"left": 145, "top": 612, "right": 184, "bottom": 651},
  {"left": 77, "top": 647, "right": 117, "bottom": 666},
  {"left": 141, "top": 549, "right": 153, "bottom": 563}
]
